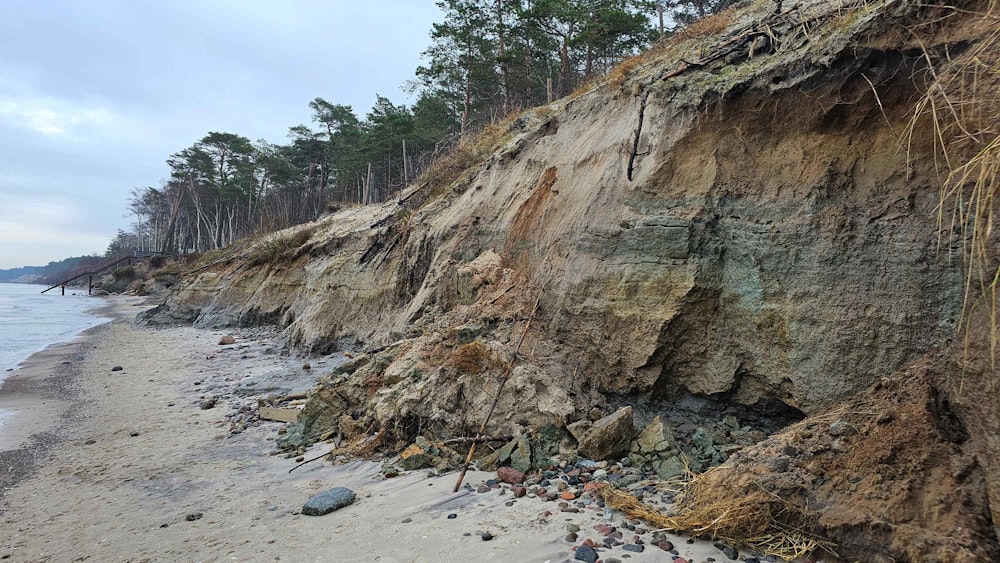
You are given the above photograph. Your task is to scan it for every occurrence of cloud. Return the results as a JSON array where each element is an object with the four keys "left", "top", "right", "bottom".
[
  {"left": 0, "top": 195, "right": 112, "bottom": 267},
  {"left": 0, "top": 97, "right": 116, "bottom": 137}
]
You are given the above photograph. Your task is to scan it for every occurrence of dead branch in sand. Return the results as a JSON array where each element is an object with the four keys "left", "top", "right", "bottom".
[{"left": 452, "top": 290, "right": 543, "bottom": 492}]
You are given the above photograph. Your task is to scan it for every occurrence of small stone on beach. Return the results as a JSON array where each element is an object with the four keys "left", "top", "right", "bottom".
[
  {"left": 185, "top": 512, "right": 203, "bottom": 521},
  {"left": 111, "top": 366, "right": 123, "bottom": 371},
  {"left": 574, "top": 544, "right": 599, "bottom": 563},
  {"left": 302, "top": 487, "right": 356, "bottom": 516}
]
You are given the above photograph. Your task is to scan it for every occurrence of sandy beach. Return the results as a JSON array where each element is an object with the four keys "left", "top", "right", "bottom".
[{"left": 0, "top": 298, "right": 734, "bottom": 563}]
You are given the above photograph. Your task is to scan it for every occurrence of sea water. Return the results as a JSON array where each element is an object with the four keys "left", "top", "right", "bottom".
[{"left": 0, "top": 283, "right": 108, "bottom": 378}]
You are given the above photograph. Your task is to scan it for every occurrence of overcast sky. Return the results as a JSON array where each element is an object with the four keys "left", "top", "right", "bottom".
[{"left": 0, "top": 0, "right": 441, "bottom": 269}]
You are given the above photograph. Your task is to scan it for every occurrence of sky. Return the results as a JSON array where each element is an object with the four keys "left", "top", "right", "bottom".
[{"left": 0, "top": 0, "right": 441, "bottom": 269}]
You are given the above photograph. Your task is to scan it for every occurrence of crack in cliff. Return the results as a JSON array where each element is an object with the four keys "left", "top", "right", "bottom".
[{"left": 627, "top": 89, "right": 652, "bottom": 181}]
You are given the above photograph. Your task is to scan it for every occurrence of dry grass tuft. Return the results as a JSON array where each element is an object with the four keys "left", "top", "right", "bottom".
[
  {"left": 598, "top": 468, "right": 831, "bottom": 561},
  {"left": 903, "top": 4, "right": 1000, "bottom": 367},
  {"left": 448, "top": 341, "right": 509, "bottom": 375},
  {"left": 416, "top": 113, "right": 518, "bottom": 198},
  {"left": 245, "top": 225, "right": 318, "bottom": 267},
  {"left": 679, "top": 10, "right": 733, "bottom": 39}
]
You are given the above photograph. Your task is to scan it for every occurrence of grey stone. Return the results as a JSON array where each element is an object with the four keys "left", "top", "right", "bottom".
[
  {"left": 574, "top": 544, "right": 599, "bottom": 563},
  {"left": 111, "top": 366, "right": 123, "bottom": 372},
  {"left": 655, "top": 456, "right": 686, "bottom": 480},
  {"left": 829, "top": 420, "right": 857, "bottom": 437},
  {"left": 301, "top": 487, "right": 356, "bottom": 516},
  {"left": 691, "top": 427, "right": 715, "bottom": 450},
  {"left": 578, "top": 407, "right": 636, "bottom": 460}
]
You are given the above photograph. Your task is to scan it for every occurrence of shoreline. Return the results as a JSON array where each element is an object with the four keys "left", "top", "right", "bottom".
[
  {"left": 0, "top": 284, "right": 112, "bottom": 377},
  {"left": 0, "top": 298, "right": 737, "bottom": 563}
]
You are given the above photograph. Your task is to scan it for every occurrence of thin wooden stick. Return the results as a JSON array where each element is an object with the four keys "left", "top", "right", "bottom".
[{"left": 453, "top": 289, "right": 543, "bottom": 492}]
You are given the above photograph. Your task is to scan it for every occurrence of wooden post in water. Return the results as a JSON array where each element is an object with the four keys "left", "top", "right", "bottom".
[
  {"left": 61, "top": 285, "right": 65, "bottom": 296},
  {"left": 88, "top": 275, "right": 93, "bottom": 295}
]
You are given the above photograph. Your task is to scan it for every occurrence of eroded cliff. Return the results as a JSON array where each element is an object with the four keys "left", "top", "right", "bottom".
[{"left": 142, "top": 0, "right": 1000, "bottom": 559}]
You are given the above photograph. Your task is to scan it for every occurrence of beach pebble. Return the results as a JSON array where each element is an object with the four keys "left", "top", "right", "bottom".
[
  {"left": 574, "top": 544, "right": 599, "bottom": 563},
  {"left": 622, "top": 544, "right": 644, "bottom": 553},
  {"left": 565, "top": 532, "right": 578, "bottom": 542},
  {"left": 566, "top": 523, "right": 580, "bottom": 533},
  {"left": 185, "top": 512, "right": 203, "bottom": 521},
  {"left": 481, "top": 532, "right": 493, "bottom": 541},
  {"left": 267, "top": 505, "right": 278, "bottom": 511},
  {"left": 447, "top": 513, "right": 458, "bottom": 519},
  {"left": 497, "top": 466, "right": 526, "bottom": 484},
  {"left": 301, "top": 487, "right": 356, "bottom": 516},
  {"left": 477, "top": 485, "right": 490, "bottom": 493},
  {"left": 401, "top": 517, "right": 412, "bottom": 523},
  {"left": 200, "top": 398, "right": 216, "bottom": 410},
  {"left": 111, "top": 366, "right": 123, "bottom": 371},
  {"left": 219, "top": 335, "right": 236, "bottom": 345},
  {"left": 714, "top": 542, "right": 738, "bottom": 560},
  {"left": 129, "top": 431, "right": 140, "bottom": 437}
]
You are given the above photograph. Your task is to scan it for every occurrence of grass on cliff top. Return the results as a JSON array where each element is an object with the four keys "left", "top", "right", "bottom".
[{"left": 903, "top": 2, "right": 1000, "bottom": 368}]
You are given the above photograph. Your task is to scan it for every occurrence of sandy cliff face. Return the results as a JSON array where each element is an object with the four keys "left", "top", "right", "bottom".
[
  {"left": 148, "top": 0, "right": 963, "bottom": 415},
  {"left": 142, "top": 1, "right": 1000, "bottom": 558}
]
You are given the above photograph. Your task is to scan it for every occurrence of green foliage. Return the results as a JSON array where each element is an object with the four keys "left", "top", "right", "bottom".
[{"left": 112, "top": 1, "right": 732, "bottom": 260}]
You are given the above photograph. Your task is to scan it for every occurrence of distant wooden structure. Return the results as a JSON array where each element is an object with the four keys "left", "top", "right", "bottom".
[{"left": 41, "top": 251, "right": 161, "bottom": 295}]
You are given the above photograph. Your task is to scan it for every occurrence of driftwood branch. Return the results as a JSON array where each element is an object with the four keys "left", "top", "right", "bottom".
[
  {"left": 453, "top": 290, "right": 543, "bottom": 492},
  {"left": 288, "top": 448, "right": 335, "bottom": 473},
  {"left": 443, "top": 435, "right": 513, "bottom": 446}
]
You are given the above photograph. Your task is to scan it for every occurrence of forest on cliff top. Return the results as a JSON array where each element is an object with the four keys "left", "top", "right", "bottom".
[{"left": 104, "top": 1, "right": 734, "bottom": 256}]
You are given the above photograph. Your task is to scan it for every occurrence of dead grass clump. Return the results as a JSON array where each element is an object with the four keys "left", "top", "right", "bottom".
[
  {"left": 448, "top": 341, "right": 509, "bottom": 374},
  {"left": 903, "top": 4, "right": 1000, "bottom": 366},
  {"left": 598, "top": 468, "right": 831, "bottom": 561}
]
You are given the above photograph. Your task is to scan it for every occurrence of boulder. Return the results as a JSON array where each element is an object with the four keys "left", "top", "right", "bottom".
[
  {"left": 578, "top": 406, "right": 636, "bottom": 460},
  {"left": 634, "top": 416, "right": 675, "bottom": 454},
  {"left": 400, "top": 443, "right": 432, "bottom": 470},
  {"left": 218, "top": 335, "right": 235, "bottom": 345},
  {"left": 655, "top": 456, "right": 687, "bottom": 480},
  {"left": 302, "top": 487, "right": 355, "bottom": 516},
  {"left": 509, "top": 435, "right": 532, "bottom": 472}
]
